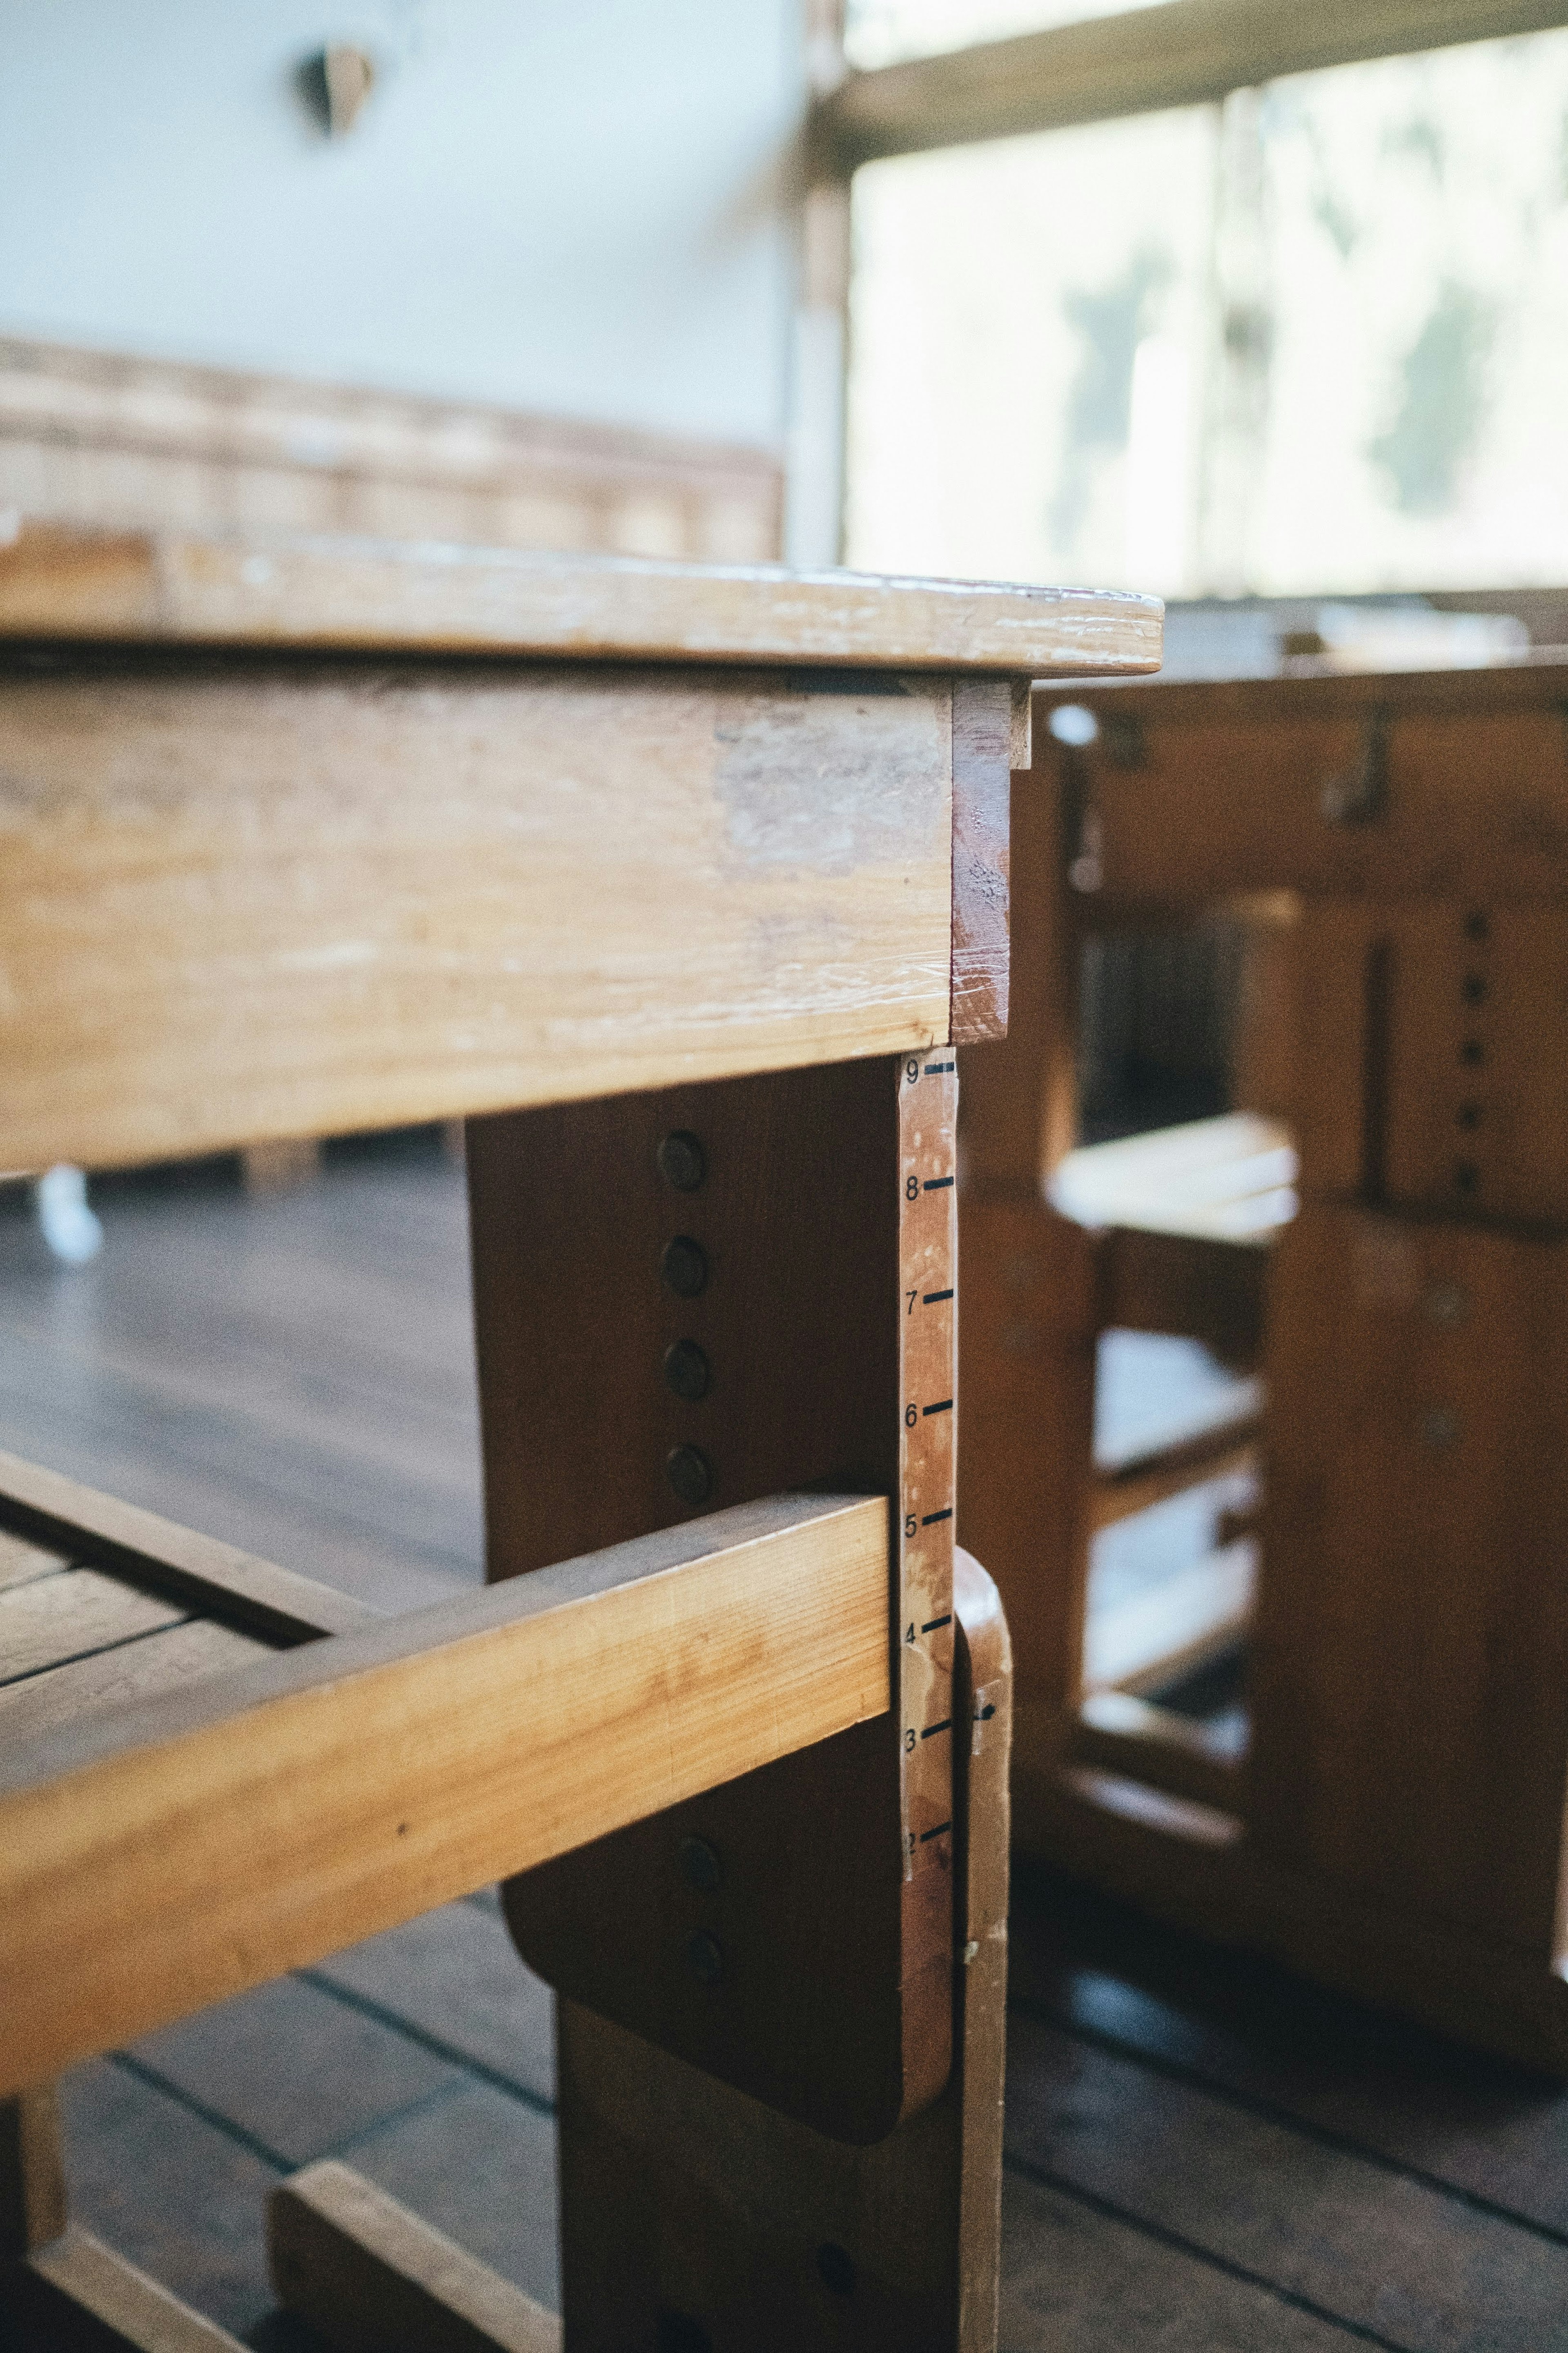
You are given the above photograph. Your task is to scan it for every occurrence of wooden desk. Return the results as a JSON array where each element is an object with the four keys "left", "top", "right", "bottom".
[
  {"left": 960, "top": 658, "right": 1568, "bottom": 2077},
  {"left": 0, "top": 523, "right": 1158, "bottom": 2351}
]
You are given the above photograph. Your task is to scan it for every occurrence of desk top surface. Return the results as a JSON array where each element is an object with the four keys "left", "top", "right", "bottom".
[{"left": 0, "top": 523, "right": 1162, "bottom": 677}]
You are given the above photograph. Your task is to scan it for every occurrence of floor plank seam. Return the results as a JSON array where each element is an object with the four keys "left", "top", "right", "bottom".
[
  {"left": 1010, "top": 1992, "right": 1568, "bottom": 2248},
  {"left": 1001, "top": 2148, "right": 1420, "bottom": 2353},
  {"left": 309, "top": 2074, "right": 476, "bottom": 2167},
  {"left": 107, "top": 2049, "right": 293, "bottom": 2174},
  {"left": 294, "top": 1966, "right": 556, "bottom": 2119}
]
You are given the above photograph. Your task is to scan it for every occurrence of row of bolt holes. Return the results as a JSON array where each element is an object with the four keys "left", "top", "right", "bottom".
[
  {"left": 657, "top": 1130, "right": 715, "bottom": 1510},
  {"left": 1452, "top": 909, "right": 1490, "bottom": 1199},
  {"left": 655, "top": 1137, "right": 861, "bottom": 2306},
  {"left": 655, "top": 1138, "right": 738, "bottom": 2003}
]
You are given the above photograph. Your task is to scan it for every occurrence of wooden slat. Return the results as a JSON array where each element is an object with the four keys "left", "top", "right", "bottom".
[
  {"left": 0, "top": 522, "right": 1161, "bottom": 674},
  {"left": 820, "top": 0, "right": 1568, "bottom": 165},
  {"left": 0, "top": 663, "right": 957, "bottom": 1171},
  {"left": 1083, "top": 1542, "right": 1254, "bottom": 1696},
  {"left": 0, "top": 1449, "right": 374, "bottom": 1642},
  {"left": 1089, "top": 1425, "right": 1260, "bottom": 1532},
  {"left": 269, "top": 2161, "right": 561, "bottom": 2353},
  {"left": 0, "top": 1527, "right": 69, "bottom": 1593},
  {"left": 0, "top": 1492, "right": 888, "bottom": 2093},
  {"left": 0, "top": 1568, "right": 186, "bottom": 1685},
  {"left": 0, "top": 1618, "right": 272, "bottom": 1745},
  {"left": 17, "top": 2225, "right": 247, "bottom": 2351},
  {"left": 1074, "top": 1689, "right": 1244, "bottom": 1812}
]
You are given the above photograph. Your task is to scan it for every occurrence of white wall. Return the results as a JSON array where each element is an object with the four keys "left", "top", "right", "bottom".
[{"left": 0, "top": 0, "right": 804, "bottom": 450}]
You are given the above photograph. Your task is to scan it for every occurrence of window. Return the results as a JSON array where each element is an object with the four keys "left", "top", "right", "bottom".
[{"left": 845, "top": 27, "right": 1568, "bottom": 595}]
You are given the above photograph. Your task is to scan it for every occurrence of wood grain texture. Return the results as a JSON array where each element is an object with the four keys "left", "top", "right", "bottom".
[
  {"left": 550, "top": 1549, "right": 1010, "bottom": 2353},
  {"left": 0, "top": 663, "right": 956, "bottom": 1171},
  {"left": 0, "top": 1448, "right": 374, "bottom": 1642},
  {"left": 268, "top": 2161, "right": 560, "bottom": 2353},
  {"left": 0, "top": 334, "right": 783, "bottom": 566},
  {"left": 0, "top": 522, "right": 1162, "bottom": 674},
  {"left": 949, "top": 679, "right": 1015, "bottom": 1044},
  {"left": 0, "top": 1567, "right": 186, "bottom": 1684},
  {"left": 0, "top": 1617, "right": 271, "bottom": 1746},
  {"left": 474, "top": 1063, "right": 951, "bottom": 2143},
  {"left": 0, "top": 1492, "right": 888, "bottom": 2092},
  {"left": 819, "top": 0, "right": 1568, "bottom": 165}
]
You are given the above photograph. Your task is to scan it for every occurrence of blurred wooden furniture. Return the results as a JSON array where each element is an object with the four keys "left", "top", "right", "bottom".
[
  {"left": 960, "top": 656, "right": 1568, "bottom": 2075},
  {"left": 0, "top": 521, "right": 1158, "bottom": 2349}
]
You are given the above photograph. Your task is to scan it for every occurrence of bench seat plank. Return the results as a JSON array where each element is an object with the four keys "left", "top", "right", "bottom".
[{"left": 0, "top": 1566, "right": 187, "bottom": 1686}]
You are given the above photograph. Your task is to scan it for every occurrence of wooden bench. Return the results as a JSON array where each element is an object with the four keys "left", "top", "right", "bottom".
[
  {"left": 960, "top": 657, "right": 1568, "bottom": 2076},
  {"left": 0, "top": 522, "right": 1158, "bottom": 2351}
]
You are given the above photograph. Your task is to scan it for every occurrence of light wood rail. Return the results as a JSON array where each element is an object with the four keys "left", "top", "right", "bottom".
[{"left": 0, "top": 1491, "right": 888, "bottom": 2093}]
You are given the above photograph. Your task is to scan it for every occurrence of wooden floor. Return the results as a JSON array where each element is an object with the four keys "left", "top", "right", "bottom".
[{"left": 3, "top": 1146, "right": 1566, "bottom": 2350}]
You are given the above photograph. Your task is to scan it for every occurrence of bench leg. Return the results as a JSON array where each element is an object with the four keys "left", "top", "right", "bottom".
[
  {"left": 265, "top": 1552, "right": 1011, "bottom": 2353},
  {"left": 4, "top": 2083, "right": 246, "bottom": 2351}
]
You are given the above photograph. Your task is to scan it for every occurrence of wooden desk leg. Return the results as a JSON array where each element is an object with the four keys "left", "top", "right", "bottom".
[
  {"left": 466, "top": 1059, "right": 958, "bottom": 2147},
  {"left": 264, "top": 1554, "right": 1011, "bottom": 2353},
  {"left": 4, "top": 2084, "right": 247, "bottom": 2350},
  {"left": 551, "top": 1549, "right": 1010, "bottom": 2353}
]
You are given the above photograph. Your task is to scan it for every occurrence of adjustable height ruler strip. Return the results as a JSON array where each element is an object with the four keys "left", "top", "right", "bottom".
[{"left": 897, "top": 1050, "right": 958, "bottom": 1878}]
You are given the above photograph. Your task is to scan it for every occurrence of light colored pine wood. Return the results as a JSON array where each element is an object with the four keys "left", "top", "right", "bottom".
[
  {"left": 0, "top": 1492, "right": 889, "bottom": 2093},
  {"left": 268, "top": 2161, "right": 561, "bottom": 2353},
  {"left": 819, "top": 0, "right": 1568, "bottom": 165},
  {"left": 0, "top": 1567, "right": 187, "bottom": 1685},
  {"left": 0, "top": 334, "right": 783, "bottom": 564},
  {"left": 0, "top": 1617, "right": 271, "bottom": 1744},
  {"left": 18, "top": 2225, "right": 247, "bottom": 2350},
  {"left": 0, "top": 1450, "right": 375, "bottom": 1642},
  {"left": 0, "top": 664, "right": 958, "bottom": 1172},
  {"left": 0, "top": 520, "right": 1161, "bottom": 672}
]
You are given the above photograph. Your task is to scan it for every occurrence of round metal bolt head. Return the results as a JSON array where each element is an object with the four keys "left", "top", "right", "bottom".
[
  {"left": 663, "top": 1338, "right": 711, "bottom": 1402},
  {"left": 666, "top": 1445, "right": 713, "bottom": 1508},
  {"left": 684, "top": 1929, "right": 723, "bottom": 1985},
  {"left": 661, "top": 1235, "right": 708, "bottom": 1298},
  {"left": 1419, "top": 1406, "right": 1460, "bottom": 1452},
  {"left": 817, "top": 2244, "right": 857, "bottom": 2297},
  {"left": 657, "top": 1131, "right": 706, "bottom": 1192},
  {"left": 1423, "top": 1283, "right": 1470, "bottom": 1327},
  {"left": 678, "top": 1835, "right": 723, "bottom": 1893}
]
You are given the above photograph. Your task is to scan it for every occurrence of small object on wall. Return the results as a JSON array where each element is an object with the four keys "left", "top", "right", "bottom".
[{"left": 296, "top": 44, "right": 375, "bottom": 138}]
